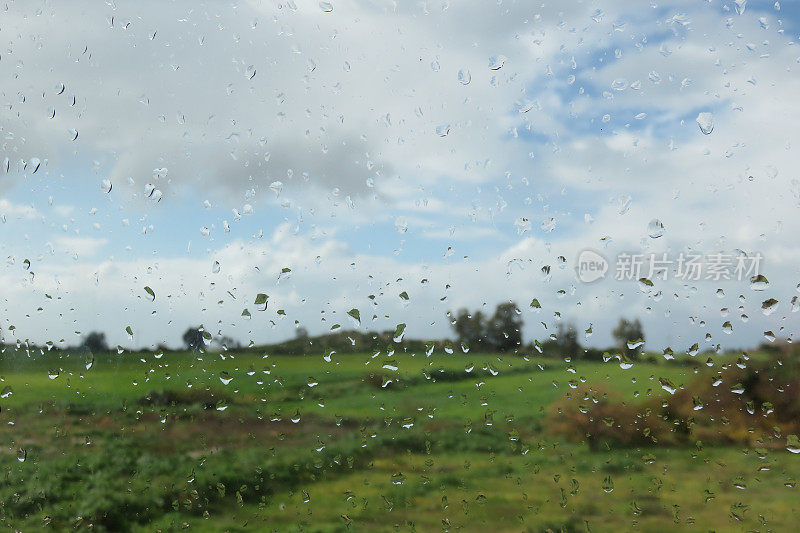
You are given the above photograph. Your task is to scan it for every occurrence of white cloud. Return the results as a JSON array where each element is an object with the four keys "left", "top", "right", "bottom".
[
  {"left": 54, "top": 236, "right": 109, "bottom": 257},
  {"left": 0, "top": 200, "right": 39, "bottom": 221},
  {"left": 0, "top": 0, "right": 797, "bottom": 351}
]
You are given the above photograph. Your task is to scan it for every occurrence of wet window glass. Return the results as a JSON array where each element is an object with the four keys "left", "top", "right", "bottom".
[{"left": 1, "top": 0, "right": 799, "bottom": 530}]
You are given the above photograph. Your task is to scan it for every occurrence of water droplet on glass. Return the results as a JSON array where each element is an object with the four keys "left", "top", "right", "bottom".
[
  {"left": 457, "top": 69, "right": 472, "bottom": 85},
  {"left": 617, "top": 195, "right": 632, "bottom": 215},
  {"left": 750, "top": 274, "right": 769, "bottom": 290},
  {"left": 696, "top": 112, "right": 714, "bottom": 134},
  {"left": 488, "top": 55, "right": 506, "bottom": 70},
  {"left": 787, "top": 435, "right": 800, "bottom": 454},
  {"left": 393, "top": 323, "right": 406, "bottom": 342},
  {"left": 647, "top": 219, "right": 665, "bottom": 238},
  {"left": 659, "top": 378, "right": 677, "bottom": 395},
  {"left": 347, "top": 308, "right": 361, "bottom": 327},
  {"left": 319, "top": 1, "right": 333, "bottom": 12},
  {"left": 761, "top": 298, "right": 779, "bottom": 315}
]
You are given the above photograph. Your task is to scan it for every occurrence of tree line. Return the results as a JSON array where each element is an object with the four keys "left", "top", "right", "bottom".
[
  {"left": 449, "top": 301, "right": 645, "bottom": 360},
  {"left": 67, "top": 303, "right": 645, "bottom": 359}
]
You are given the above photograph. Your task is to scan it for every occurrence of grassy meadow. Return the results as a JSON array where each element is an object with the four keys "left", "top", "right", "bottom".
[{"left": 0, "top": 347, "right": 797, "bottom": 531}]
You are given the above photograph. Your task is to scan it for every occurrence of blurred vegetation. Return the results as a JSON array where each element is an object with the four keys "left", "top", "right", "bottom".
[{"left": 2, "top": 315, "right": 800, "bottom": 531}]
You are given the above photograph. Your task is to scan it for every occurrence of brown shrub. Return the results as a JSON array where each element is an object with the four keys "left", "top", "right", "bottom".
[
  {"left": 546, "top": 385, "right": 672, "bottom": 451},
  {"left": 663, "top": 355, "right": 800, "bottom": 447}
]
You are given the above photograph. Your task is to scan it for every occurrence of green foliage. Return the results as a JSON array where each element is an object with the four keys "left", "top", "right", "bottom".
[
  {"left": 182, "top": 327, "right": 205, "bottom": 352},
  {"left": 451, "top": 302, "right": 523, "bottom": 353},
  {"left": 485, "top": 302, "right": 523, "bottom": 352},
  {"left": 451, "top": 309, "right": 486, "bottom": 351},
  {"left": 612, "top": 318, "right": 645, "bottom": 359},
  {"left": 82, "top": 331, "right": 109, "bottom": 353}
]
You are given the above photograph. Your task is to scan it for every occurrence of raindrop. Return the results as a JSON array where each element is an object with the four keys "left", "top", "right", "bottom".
[
  {"left": 457, "top": 69, "right": 472, "bottom": 85},
  {"left": 488, "top": 55, "right": 506, "bottom": 70},
  {"left": 617, "top": 195, "right": 632, "bottom": 215},
  {"left": 749, "top": 274, "right": 769, "bottom": 290},
  {"left": 647, "top": 219, "right": 665, "bottom": 238},
  {"left": 269, "top": 181, "right": 283, "bottom": 197},
  {"left": 393, "top": 323, "right": 406, "bottom": 342},
  {"left": 696, "top": 112, "right": 714, "bottom": 135},
  {"left": 100, "top": 179, "right": 112, "bottom": 193},
  {"left": 787, "top": 435, "right": 800, "bottom": 454},
  {"left": 319, "top": 1, "right": 333, "bottom": 12},
  {"left": 144, "top": 286, "right": 155, "bottom": 301},
  {"left": 761, "top": 298, "right": 779, "bottom": 315},
  {"left": 347, "top": 308, "right": 361, "bottom": 327},
  {"left": 659, "top": 378, "right": 677, "bottom": 395}
]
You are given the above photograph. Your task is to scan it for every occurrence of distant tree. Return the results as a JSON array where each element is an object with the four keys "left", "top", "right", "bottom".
[
  {"left": 555, "top": 323, "right": 581, "bottom": 359},
  {"left": 81, "top": 331, "right": 109, "bottom": 353},
  {"left": 450, "top": 308, "right": 486, "bottom": 351},
  {"left": 485, "top": 302, "right": 523, "bottom": 352},
  {"left": 156, "top": 343, "right": 171, "bottom": 354},
  {"left": 295, "top": 326, "right": 309, "bottom": 340},
  {"left": 182, "top": 327, "right": 205, "bottom": 352},
  {"left": 218, "top": 335, "right": 240, "bottom": 351},
  {"left": 612, "top": 318, "right": 644, "bottom": 359}
]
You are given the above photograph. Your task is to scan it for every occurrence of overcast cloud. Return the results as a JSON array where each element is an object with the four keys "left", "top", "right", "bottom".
[{"left": 0, "top": 0, "right": 798, "bottom": 351}]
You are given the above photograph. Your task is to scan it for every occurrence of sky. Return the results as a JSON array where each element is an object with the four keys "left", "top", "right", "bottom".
[{"left": 0, "top": 0, "right": 798, "bottom": 352}]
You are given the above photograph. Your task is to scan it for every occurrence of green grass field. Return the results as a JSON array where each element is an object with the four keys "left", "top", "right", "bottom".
[{"left": 0, "top": 348, "right": 796, "bottom": 531}]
